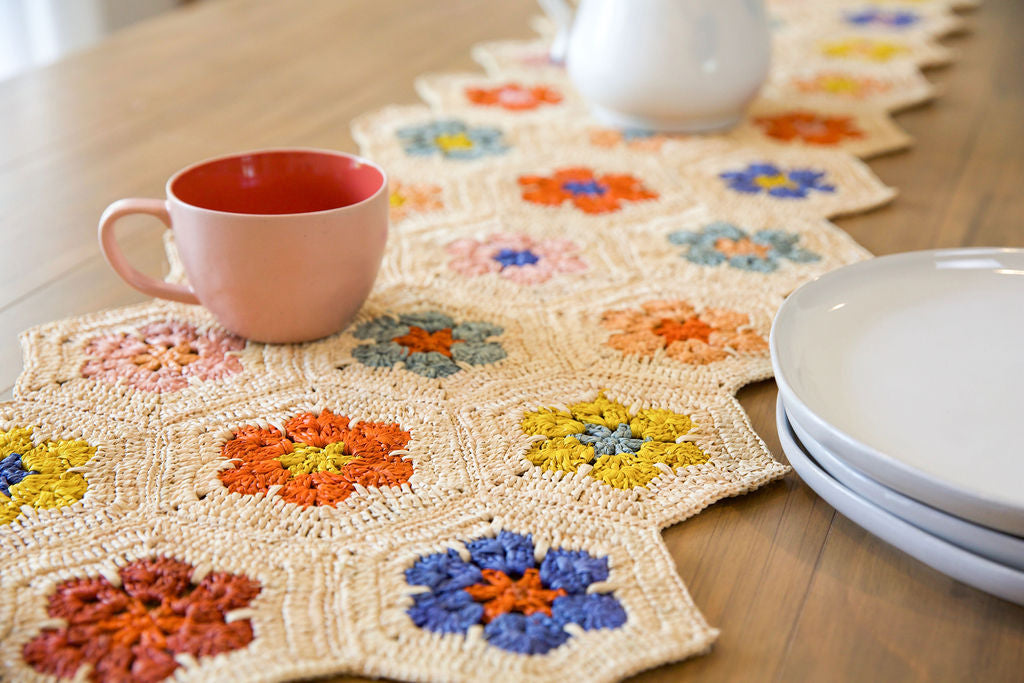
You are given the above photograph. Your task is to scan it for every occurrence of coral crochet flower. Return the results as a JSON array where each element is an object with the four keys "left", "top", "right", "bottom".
[
  {"left": 669, "top": 222, "right": 821, "bottom": 272},
  {"left": 518, "top": 167, "right": 658, "bottom": 214},
  {"left": 521, "top": 392, "right": 709, "bottom": 489},
  {"left": 397, "top": 120, "right": 508, "bottom": 159},
  {"left": 0, "top": 426, "right": 97, "bottom": 525},
  {"left": 352, "top": 311, "right": 506, "bottom": 378},
  {"left": 81, "top": 320, "right": 244, "bottom": 393},
  {"left": 446, "top": 232, "right": 587, "bottom": 285},
  {"left": 465, "top": 83, "right": 563, "bottom": 111},
  {"left": 792, "top": 72, "right": 891, "bottom": 99},
  {"left": 821, "top": 38, "right": 909, "bottom": 62},
  {"left": 601, "top": 299, "right": 768, "bottom": 365},
  {"left": 390, "top": 181, "right": 443, "bottom": 222},
  {"left": 406, "top": 530, "right": 627, "bottom": 654},
  {"left": 720, "top": 162, "right": 836, "bottom": 199},
  {"left": 753, "top": 111, "right": 864, "bottom": 145},
  {"left": 218, "top": 409, "right": 412, "bottom": 507},
  {"left": 587, "top": 127, "right": 675, "bottom": 151},
  {"left": 23, "top": 556, "right": 260, "bottom": 683}
]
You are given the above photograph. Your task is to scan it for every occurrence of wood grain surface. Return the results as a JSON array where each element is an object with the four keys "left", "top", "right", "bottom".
[{"left": 0, "top": 1, "right": 1021, "bottom": 681}]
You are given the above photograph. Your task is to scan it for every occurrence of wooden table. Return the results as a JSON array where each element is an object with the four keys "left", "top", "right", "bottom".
[{"left": 1, "top": 1, "right": 1021, "bottom": 680}]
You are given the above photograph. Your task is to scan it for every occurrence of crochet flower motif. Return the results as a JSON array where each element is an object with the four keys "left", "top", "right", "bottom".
[
  {"left": 601, "top": 300, "right": 768, "bottom": 365},
  {"left": 521, "top": 392, "right": 709, "bottom": 489},
  {"left": 81, "top": 321, "right": 244, "bottom": 393},
  {"left": 352, "top": 311, "right": 506, "bottom": 378},
  {"left": 446, "top": 232, "right": 587, "bottom": 285},
  {"left": 23, "top": 557, "right": 259, "bottom": 683},
  {"left": 668, "top": 222, "right": 821, "bottom": 272},
  {"left": 753, "top": 111, "right": 864, "bottom": 145},
  {"left": 587, "top": 127, "right": 675, "bottom": 152},
  {"left": 792, "top": 72, "right": 892, "bottom": 99},
  {"left": 845, "top": 9, "right": 920, "bottom": 28},
  {"left": 821, "top": 38, "right": 909, "bottom": 62},
  {"left": 406, "top": 530, "right": 627, "bottom": 654},
  {"left": 720, "top": 163, "right": 836, "bottom": 199},
  {"left": 397, "top": 120, "right": 508, "bottom": 160},
  {"left": 465, "top": 83, "right": 563, "bottom": 111},
  {"left": 1, "top": 426, "right": 97, "bottom": 526},
  {"left": 518, "top": 167, "right": 658, "bottom": 214},
  {"left": 390, "top": 181, "right": 443, "bottom": 222},
  {"left": 218, "top": 410, "right": 412, "bottom": 507}
]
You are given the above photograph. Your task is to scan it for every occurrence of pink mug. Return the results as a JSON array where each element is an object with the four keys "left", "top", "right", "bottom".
[{"left": 99, "top": 148, "right": 388, "bottom": 343}]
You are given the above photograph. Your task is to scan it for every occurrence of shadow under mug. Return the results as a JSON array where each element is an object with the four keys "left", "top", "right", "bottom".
[{"left": 99, "top": 148, "right": 388, "bottom": 343}]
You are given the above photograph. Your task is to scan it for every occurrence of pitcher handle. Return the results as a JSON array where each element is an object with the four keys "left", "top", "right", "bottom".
[{"left": 537, "top": 0, "right": 574, "bottom": 64}]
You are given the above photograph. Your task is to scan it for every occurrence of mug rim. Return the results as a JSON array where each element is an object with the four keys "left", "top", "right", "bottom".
[{"left": 165, "top": 147, "right": 388, "bottom": 218}]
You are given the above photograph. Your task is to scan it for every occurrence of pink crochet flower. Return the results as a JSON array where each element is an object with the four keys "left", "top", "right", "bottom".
[
  {"left": 446, "top": 232, "right": 587, "bottom": 285},
  {"left": 81, "top": 321, "right": 245, "bottom": 393}
]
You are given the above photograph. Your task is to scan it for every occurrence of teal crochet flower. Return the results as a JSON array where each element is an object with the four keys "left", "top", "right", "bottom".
[
  {"left": 397, "top": 120, "right": 508, "bottom": 160},
  {"left": 668, "top": 222, "right": 820, "bottom": 273},
  {"left": 351, "top": 312, "right": 506, "bottom": 378}
]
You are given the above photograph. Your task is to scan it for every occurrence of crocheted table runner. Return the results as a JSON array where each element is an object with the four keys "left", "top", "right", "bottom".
[{"left": 0, "top": 1, "right": 973, "bottom": 681}]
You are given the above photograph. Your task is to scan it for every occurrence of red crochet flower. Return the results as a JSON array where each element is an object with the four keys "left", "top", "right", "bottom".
[
  {"left": 217, "top": 409, "right": 412, "bottom": 507},
  {"left": 465, "top": 83, "right": 563, "bottom": 111},
  {"left": 23, "top": 557, "right": 260, "bottom": 683},
  {"left": 753, "top": 111, "right": 864, "bottom": 145},
  {"left": 518, "top": 167, "right": 658, "bottom": 214}
]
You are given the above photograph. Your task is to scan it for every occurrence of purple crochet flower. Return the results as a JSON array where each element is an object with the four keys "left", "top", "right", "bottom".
[
  {"left": 720, "top": 163, "right": 836, "bottom": 199},
  {"left": 405, "top": 530, "right": 627, "bottom": 654}
]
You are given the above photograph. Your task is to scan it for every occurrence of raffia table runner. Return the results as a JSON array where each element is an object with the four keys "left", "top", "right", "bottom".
[{"left": 0, "top": 1, "right": 973, "bottom": 681}]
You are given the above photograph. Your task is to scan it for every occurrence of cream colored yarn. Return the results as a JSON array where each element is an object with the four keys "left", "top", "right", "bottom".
[{"left": 0, "top": 1, "right": 972, "bottom": 681}]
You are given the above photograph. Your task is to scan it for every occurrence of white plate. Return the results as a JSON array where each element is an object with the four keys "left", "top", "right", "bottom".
[
  {"left": 776, "top": 396, "right": 1024, "bottom": 606},
  {"left": 784, "top": 400, "right": 1024, "bottom": 571},
  {"left": 771, "top": 248, "right": 1024, "bottom": 536}
]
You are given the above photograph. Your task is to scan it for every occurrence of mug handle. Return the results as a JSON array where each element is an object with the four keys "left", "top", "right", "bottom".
[
  {"left": 537, "top": 0, "right": 574, "bottom": 63},
  {"left": 98, "top": 198, "right": 200, "bottom": 304}
]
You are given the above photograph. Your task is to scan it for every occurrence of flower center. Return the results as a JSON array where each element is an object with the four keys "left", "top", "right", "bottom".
[
  {"left": 497, "top": 87, "right": 534, "bottom": 106},
  {"left": 464, "top": 568, "right": 566, "bottom": 624},
  {"left": 392, "top": 326, "right": 458, "bottom": 357},
  {"left": 434, "top": 132, "right": 475, "bottom": 152},
  {"left": 493, "top": 248, "right": 540, "bottom": 269},
  {"left": 389, "top": 192, "right": 406, "bottom": 208},
  {"left": 753, "top": 173, "right": 798, "bottom": 191},
  {"left": 0, "top": 452, "right": 36, "bottom": 498},
  {"left": 574, "top": 422, "right": 647, "bottom": 456},
  {"left": 714, "top": 237, "right": 772, "bottom": 259},
  {"left": 561, "top": 179, "right": 607, "bottom": 196},
  {"left": 131, "top": 342, "right": 200, "bottom": 372},
  {"left": 652, "top": 316, "right": 713, "bottom": 345},
  {"left": 274, "top": 441, "right": 357, "bottom": 475}
]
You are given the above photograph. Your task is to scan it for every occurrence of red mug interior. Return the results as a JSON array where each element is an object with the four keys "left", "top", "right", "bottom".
[{"left": 170, "top": 150, "right": 385, "bottom": 215}]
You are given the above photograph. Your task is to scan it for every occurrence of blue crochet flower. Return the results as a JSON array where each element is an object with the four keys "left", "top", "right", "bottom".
[
  {"left": 668, "top": 221, "right": 821, "bottom": 272},
  {"left": 406, "top": 530, "right": 627, "bottom": 655},
  {"left": 720, "top": 163, "right": 836, "bottom": 199},
  {"left": 351, "top": 312, "right": 506, "bottom": 378},
  {"left": 845, "top": 9, "right": 919, "bottom": 28},
  {"left": 397, "top": 120, "right": 508, "bottom": 160}
]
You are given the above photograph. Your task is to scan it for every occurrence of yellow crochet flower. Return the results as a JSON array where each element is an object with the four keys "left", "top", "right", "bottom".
[
  {"left": 821, "top": 38, "right": 909, "bottom": 63},
  {"left": 521, "top": 393, "right": 709, "bottom": 490},
  {"left": 0, "top": 426, "right": 97, "bottom": 525}
]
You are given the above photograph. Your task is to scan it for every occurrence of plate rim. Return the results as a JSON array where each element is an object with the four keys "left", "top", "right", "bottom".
[{"left": 775, "top": 394, "right": 1024, "bottom": 607}]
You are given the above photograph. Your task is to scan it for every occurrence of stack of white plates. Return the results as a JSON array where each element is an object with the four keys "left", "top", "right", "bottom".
[{"left": 770, "top": 248, "right": 1024, "bottom": 605}]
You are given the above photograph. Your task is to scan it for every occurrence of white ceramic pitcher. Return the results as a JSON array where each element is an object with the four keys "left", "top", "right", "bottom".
[{"left": 539, "top": 0, "right": 771, "bottom": 132}]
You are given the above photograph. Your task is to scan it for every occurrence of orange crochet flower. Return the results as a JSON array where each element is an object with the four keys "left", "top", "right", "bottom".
[
  {"left": 601, "top": 300, "right": 768, "bottom": 365},
  {"left": 753, "top": 111, "right": 864, "bottom": 145},
  {"left": 464, "top": 568, "right": 567, "bottom": 624},
  {"left": 465, "top": 83, "right": 563, "bottom": 111},
  {"left": 518, "top": 167, "right": 658, "bottom": 214},
  {"left": 218, "top": 409, "right": 412, "bottom": 507},
  {"left": 389, "top": 181, "right": 443, "bottom": 222},
  {"left": 792, "top": 72, "right": 891, "bottom": 99}
]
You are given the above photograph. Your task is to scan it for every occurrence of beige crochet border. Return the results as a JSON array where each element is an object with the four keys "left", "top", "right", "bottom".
[{"left": 0, "top": 1, "right": 973, "bottom": 681}]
